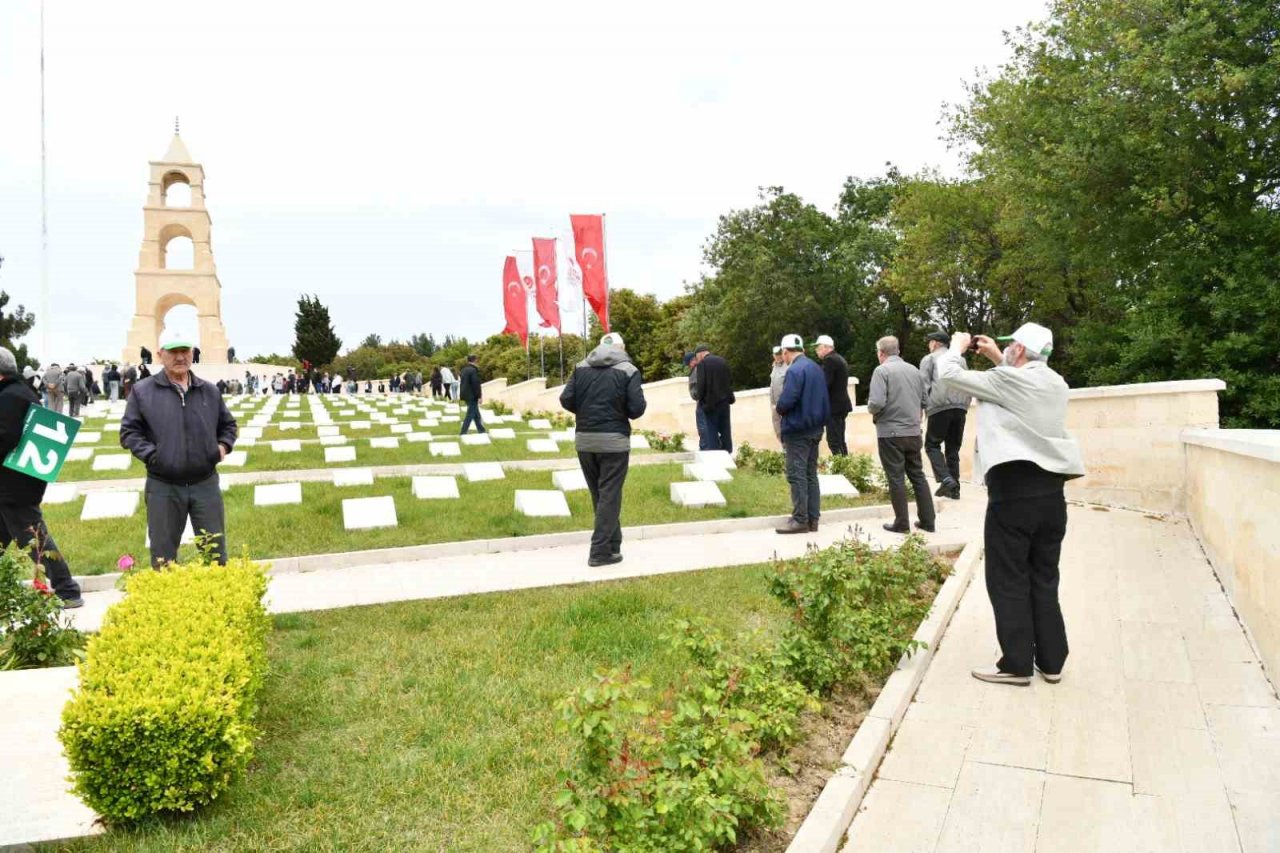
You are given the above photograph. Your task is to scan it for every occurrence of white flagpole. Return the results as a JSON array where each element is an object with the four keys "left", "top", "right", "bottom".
[
  {"left": 40, "top": 0, "right": 50, "bottom": 364},
  {"left": 601, "top": 212, "right": 610, "bottom": 333}
]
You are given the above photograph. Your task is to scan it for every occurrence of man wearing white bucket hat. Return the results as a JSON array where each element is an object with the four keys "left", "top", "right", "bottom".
[{"left": 938, "top": 322, "right": 1085, "bottom": 686}]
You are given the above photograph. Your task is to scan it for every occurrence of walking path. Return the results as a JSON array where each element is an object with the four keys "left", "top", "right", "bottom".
[{"left": 843, "top": 506, "right": 1279, "bottom": 853}]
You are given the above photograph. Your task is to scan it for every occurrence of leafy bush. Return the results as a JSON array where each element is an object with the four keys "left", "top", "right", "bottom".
[
  {"left": 527, "top": 409, "right": 577, "bottom": 429},
  {"left": 488, "top": 399, "right": 512, "bottom": 416},
  {"left": 820, "top": 452, "right": 878, "bottom": 494},
  {"left": 0, "top": 546, "right": 84, "bottom": 670},
  {"left": 59, "top": 556, "right": 270, "bottom": 822},
  {"left": 736, "top": 442, "right": 786, "bottom": 476},
  {"left": 768, "top": 535, "right": 948, "bottom": 694},
  {"left": 532, "top": 621, "right": 815, "bottom": 851},
  {"left": 637, "top": 429, "right": 686, "bottom": 453}
]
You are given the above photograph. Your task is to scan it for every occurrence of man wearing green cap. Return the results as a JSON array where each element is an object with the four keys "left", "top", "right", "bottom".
[
  {"left": 121, "top": 328, "right": 238, "bottom": 567},
  {"left": 937, "top": 322, "right": 1085, "bottom": 687}
]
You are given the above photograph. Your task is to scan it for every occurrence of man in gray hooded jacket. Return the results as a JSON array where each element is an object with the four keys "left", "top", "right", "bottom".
[
  {"left": 560, "top": 333, "right": 647, "bottom": 567},
  {"left": 920, "top": 330, "right": 972, "bottom": 499}
]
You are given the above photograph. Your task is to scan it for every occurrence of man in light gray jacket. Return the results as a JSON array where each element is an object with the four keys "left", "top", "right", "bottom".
[
  {"left": 938, "top": 323, "right": 1084, "bottom": 686},
  {"left": 867, "top": 336, "right": 935, "bottom": 534},
  {"left": 768, "top": 346, "right": 788, "bottom": 442},
  {"left": 920, "top": 331, "right": 972, "bottom": 499},
  {"left": 63, "top": 365, "right": 87, "bottom": 418},
  {"left": 41, "top": 363, "right": 65, "bottom": 413}
]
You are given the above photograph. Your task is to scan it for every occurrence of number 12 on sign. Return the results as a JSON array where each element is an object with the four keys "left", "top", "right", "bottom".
[{"left": 3, "top": 406, "right": 82, "bottom": 484}]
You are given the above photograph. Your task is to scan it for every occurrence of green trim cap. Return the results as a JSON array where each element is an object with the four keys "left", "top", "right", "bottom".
[
  {"left": 158, "top": 328, "right": 195, "bottom": 350},
  {"left": 996, "top": 322, "right": 1053, "bottom": 357}
]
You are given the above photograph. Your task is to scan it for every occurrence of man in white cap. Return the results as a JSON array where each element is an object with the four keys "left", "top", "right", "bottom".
[
  {"left": 815, "top": 335, "right": 852, "bottom": 456},
  {"left": 560, "top": 332, "right": 647, "bottom": 566},
  {"left": 774, "top": 334, "right": 829, "bottom": 534},
  {"left": 120, "top": 329, "right": 238, "bottom": 567},
  {"left": 768, "top": 345, "right": 788, "bottom": 442},
  {"left": 938, "top": 323, "right": 1085, "bottom": 686}
]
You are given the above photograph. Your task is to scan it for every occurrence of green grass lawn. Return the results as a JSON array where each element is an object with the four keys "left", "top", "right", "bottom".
[
  {"left": 46, "top": 464, "right": 881, "bottom": 574},
  {"left": 59, "top": 563, "right": 791, "bottom": 852}
]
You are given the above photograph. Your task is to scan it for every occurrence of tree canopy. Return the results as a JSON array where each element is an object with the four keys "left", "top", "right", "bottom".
[{"left": 291, "top": 295, "right": 342, "bottom": 368}]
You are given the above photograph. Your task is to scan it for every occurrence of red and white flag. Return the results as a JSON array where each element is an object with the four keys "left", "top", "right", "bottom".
[
  {"left": 570, "top": 213, "right": 609, "bottom": 332},
  {"left": 501, "top": 255, "right": 529, "bottom": 348},
  {"left": 531, "top": 237, "right": 561, "bottom": 332}
]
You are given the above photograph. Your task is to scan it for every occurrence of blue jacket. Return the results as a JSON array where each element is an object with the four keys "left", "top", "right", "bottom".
[{"left": 775, "top": 354, "right": 830, "bottom": 437}]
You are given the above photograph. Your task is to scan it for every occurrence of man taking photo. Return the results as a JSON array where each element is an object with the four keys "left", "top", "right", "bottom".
[
  {"left": 121, "top": 329, "right": 238, "bottom": 568},
  {"left": 920, "top": 330, "right": 972, "bottom": 499},
  {"left": 938, "top": 323, "right": 1085, "bottom": 686}
]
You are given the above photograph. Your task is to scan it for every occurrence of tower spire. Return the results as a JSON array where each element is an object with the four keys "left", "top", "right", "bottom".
[{"left": 174, "top": 115, "right": 180, "bottom": 135}]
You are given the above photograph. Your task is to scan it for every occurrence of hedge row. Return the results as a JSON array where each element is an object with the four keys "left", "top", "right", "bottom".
[{"left": 59, "top": 558, "right": 270, "bottom": 822}]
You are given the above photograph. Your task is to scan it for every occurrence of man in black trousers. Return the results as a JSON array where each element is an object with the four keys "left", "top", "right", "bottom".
[
  {"left": 692, "top": 344, "right": 735, "bottom": 453},
  {"left": 815, "top": 335, "right": 851, "bottom": 456},
  {"left": 936, "top": 323, "right": 1085, "bottom": 685},
  {"left": 920, "top": 330, "right": 972, "bottom": 498},
  {"left": 458, "top": 355, "right": 486, "bottom": 435},
  {"left": 560, "top": 333, "right": 647, "bottom": 567}
]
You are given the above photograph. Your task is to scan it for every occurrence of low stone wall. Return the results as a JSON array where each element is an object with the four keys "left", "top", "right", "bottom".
[
  {"left": 1182, "top": 429, "right": 1280, "bottom": 683},
  {"left": 488, "top": 372, "right": 1224, "bottom": 514}
]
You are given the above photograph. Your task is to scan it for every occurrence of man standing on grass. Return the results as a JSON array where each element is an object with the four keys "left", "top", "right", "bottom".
[
  {"left": 769, "top": 346, "right": 788, "bottom": 443},
  {"left": 0, "top": 346, "right": 83, "bottom": 608},
  {"left": 458, "top": 355, "right": 486, "bottom": 435},
  {"left": 121, "top": 329, "right": 238, "bottom": 568},
  {"left": 868, "top": 335, "right": 935, "bottom": 534},
  {"left": 685, "top": 351, "right": 711, "bottom": 451},
  {"left": 938, "top": 324, "right": 1084, "bottom": 686},
  {"left": 920, "top": 330, "right": 972, "bottom": 499},
  {"left": 692, "top": 344, "right": 735, "bottom": 453},
  {"left": 774, "top": 334, "right": 829, "bottom": 535},
  {"left": 815, "top": 335, "right": 852, "bottom": 456},
  {"left": 560, "top": 332, "right": 647, "bottom": 567}
]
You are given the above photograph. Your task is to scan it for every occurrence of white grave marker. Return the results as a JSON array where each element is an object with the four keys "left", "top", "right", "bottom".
[
  {"left": 92, "top": 454, "right": 131, "bottom": 472},
  {"left": 81, "top": 490, "right": 140, "bottom": 520},
  {"left": 325, "top": 446, "right": 357, "bottom": 463},
  {"left": 817, "top": 474, "right": 859, "bottom": 497},
  {"left": 390, "top": 424, "right": 413, "bottom": 434},
  {"left": 66, "top": 447, "right": 94, "bottom": 463},
  {"left": 412, "top": 476, "right": 460, "bottom": 499},
  {"left": 350, "top": 420, "right": 372, "bottom": 430},
  {"left": 629, "top": 434, "right": 651, "bottom": 450},
  {"left": 670, "top": 481, "right": 727, "bottom": 508},
  {"left": 221, "top": 450, "right": 248, "bottom": 467},
  {"left": 683, "top": 463, "right": 733, "bottom": 483},
  {"left": 75, "top": 431, "right": 101, "bottom": 445},
  {"left": 405, "top": 432, "right": 433, "bottom": 443},
  {"left": 693, "top": 450, "right": 737, "bottom": 470},
  {"left": 370, "top": 437, "right": 400, "bottom": 449},
  {"left": 462, "top": 462, "right": 504, "bottom": 482},
  {"left": 43, "top": 483, "right": 79, "bottom": 504},
  {"left": 527, "top": 439, "right": 559, "bottom": 453},
  {"left": 514, "top": 489, "right": 572, "bottom": 517},
  {"left": 333, "top": 468, "right": 375, "bottom": 487},
  {"left": 488, "top": 428, "right": 516, "bottom": 440},
  {"left": 460, "top": 433, "right": 492, "bottom": 446},
  {"left": 271, "top": 439, "right": 303, "bottom": 453},
  {"left": 528, "top": 418, "right": 552, "bottom": 430},
  {"left": 552, "top": 469, "right": 589, "bottom": 492},
  {"left": 254, "top": 482, "right": 302, "bottom": 506},
  {"left": 429, "top": 442, "right": 461, "bottom": 457}
]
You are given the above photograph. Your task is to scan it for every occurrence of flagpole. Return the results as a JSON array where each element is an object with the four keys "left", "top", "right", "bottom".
[
  {"left": 40, "top": 0, "right": 50, "bottom": 365},
  {"left": 601, "top": 212, "right": 610, "bottom": 333}
]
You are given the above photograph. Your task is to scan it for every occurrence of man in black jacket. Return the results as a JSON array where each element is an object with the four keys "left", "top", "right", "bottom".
[
  {"left": 458, "top": 355, "right": 486, "bottom": 434},
  {"left": 560, "top": 333, "right": 647, "bottom": 567},
  {"left": 121, "top": 330, "right": 238, "bottom": 567},
  {"left": 0, "top": 347, "right": 83, "bottom": 607},
  {"left": 815, "top": 335, "right": 852, "bottom": 456},
  {"left": 692, "top": 344, "right": 734, "bottom": 453}
]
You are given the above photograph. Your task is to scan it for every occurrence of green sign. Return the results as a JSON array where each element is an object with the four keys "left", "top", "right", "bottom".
[{"left": 3, "top": 405, "right": 82, "bottom": 484}]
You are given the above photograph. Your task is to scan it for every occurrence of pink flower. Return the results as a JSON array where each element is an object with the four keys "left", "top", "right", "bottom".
[
  {"left": 32, "top": 578, "right": 52, "bottom": 595},
  {"left": 117, "top": 554, "right": 136, "bottom": 571}
]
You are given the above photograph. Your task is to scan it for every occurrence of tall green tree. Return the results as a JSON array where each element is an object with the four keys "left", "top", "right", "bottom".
[
  {"left": 291, "top": 295, "right": 342, "bottom": 368},
  {"left": 0, "top": 291, "right": 39, "bottom": 373},
  {"left": 952, "top": 0, "right": 1280, "bottom": 425},
  {"left": 409, "top": 332, "right": 437, "bottom": 357},
  {"left": 360, "top": 333, "right": 383, "bottom": 349}
]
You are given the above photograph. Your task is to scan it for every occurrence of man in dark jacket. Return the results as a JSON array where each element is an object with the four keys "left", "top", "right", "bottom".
[
  {"left": 815, "top": 335, "right": 852, "bottom": 456},
  {"left": 775, "top": 334, "right": 830, "bottom": 535},
  {"left": 692, "top": 344, "right": 734, "bottom": 453},
  {"left": 0, "top": 347, "right": 84, "bottom": 607},
  {"left": 560, "top": 333, "right": 647, "bottom": 567},
  {"left": 121, "top": 330, "right": 238, "bottom": 567},
  {"left": 458, "top": 355, "right": 486, "bottom": 434}
]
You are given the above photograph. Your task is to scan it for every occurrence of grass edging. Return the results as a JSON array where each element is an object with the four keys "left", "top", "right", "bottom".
[
  {"left": 784, "top": 538, "right": 984, "bottom": 853},
  {"left": 69, "top": 503, "right": 929, "bottom": 593}
]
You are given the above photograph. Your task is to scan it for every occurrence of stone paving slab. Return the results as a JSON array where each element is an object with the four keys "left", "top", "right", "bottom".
[{"left": 841, "top": 507, "right": 1279, "bottom": 853}]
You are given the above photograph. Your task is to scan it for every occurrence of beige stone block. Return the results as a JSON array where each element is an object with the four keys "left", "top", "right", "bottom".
[
  {"left": 1204, "top": 705, "right": 1280, "bottom": 795},
  {"left": 1047, "top": 686, "right": 1131, "bottom": 783},
  {"left": 1034, "top": 775, "right": 1136, "bottom": 853},
  {"left": 966, "top": 685, "right": 1052, "bottom": 771},
  {"left": 935, "top": 761, "right": 1044, "bottom": 853},
  {"left": 842, "top": 779, "right": 951, "bottom": 853},
  {"left": 1229, "top": 789, "right": 1280, "bottom": 853},
  {"left": 876, "top": 713, "right": 973, "bottom": 788},
  {"left": 1124, "top": 679, "right": 1207, "bottom": 730},
  {"left": 1129, "top": 718, "right": 1226, "bottom": 798},
  {"left": 1121, "top": 621, "right": 1193, "bottom": 682},
  {"left": 1192, "top": 660, "right": 1276, "bottom": 707}
]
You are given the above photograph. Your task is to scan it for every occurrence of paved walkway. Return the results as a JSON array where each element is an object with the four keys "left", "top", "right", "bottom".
[
  {"left": 843, "top": 506, "right": 1279, "bottom": 853},
  {"left": 2, "top": 497, "right": 979, "bottom": 847}
]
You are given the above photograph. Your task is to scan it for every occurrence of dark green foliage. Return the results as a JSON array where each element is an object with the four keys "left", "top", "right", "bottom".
[
  {"left": 821, "top": 453, "right": 878, "bottom": 495},
  {"left": 0, "top": 290, "right": 39, "bottom": 372},
  {"left": 735, "top": 443, "right": 786, "bottom": 477},
  {"left": 291, "top": 294, "right": 342, "bottom": 369}
]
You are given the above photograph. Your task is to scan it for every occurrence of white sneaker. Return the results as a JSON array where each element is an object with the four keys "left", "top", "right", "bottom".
[
  {"left": 1035, "top": 665, "right": 1063, "bottom": 684},
  {"left": 971, "top": 666, "right": 1031, "bottom": 686}
]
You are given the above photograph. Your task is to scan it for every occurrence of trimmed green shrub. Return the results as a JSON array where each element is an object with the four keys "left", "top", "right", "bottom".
[
  {"left": 59, "top": 557, "right": 270, "bottom": 822},
  {"left": 736, "top": 442, "right": 786, "bottom": 476},
  {"left": 820, "top": 452, "right": 878, "bottom": 494}
]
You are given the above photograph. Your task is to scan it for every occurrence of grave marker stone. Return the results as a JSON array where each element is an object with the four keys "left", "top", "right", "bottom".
[
  {"left": 514, "top": 489, "right": 572, "bottom": 517},
  {"left": 254, "top": 482, "right": 302, "bottom": 506}
]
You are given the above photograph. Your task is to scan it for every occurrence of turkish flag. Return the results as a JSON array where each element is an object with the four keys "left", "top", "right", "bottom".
[
  {"left": 570, "top": 213, "right": 609, "bottom": 332},
  {"left": 501, "top": 255, "right": 529, "bottom": 348},
  {"left": 532, "top": 237, "right": 561, "bottom": 332}
]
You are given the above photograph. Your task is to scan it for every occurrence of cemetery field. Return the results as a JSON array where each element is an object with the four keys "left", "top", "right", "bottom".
[
  {"left": 62, "top": 563, "right": 791, "bottom": 852},
  {"left": 44, "top": 464, "right": 882, "bottom": 574}
]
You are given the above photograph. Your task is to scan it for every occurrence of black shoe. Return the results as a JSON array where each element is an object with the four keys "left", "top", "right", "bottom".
[
  {"left": 808, "top": 520, "right": 819, "bottom": 532},
  {"left": 882, "top": 523, "right": 910, "bottom": 534},
  {"left": 588, "top": 554, "right": 624, "bottom": 567},
  {"left": 914, "top": 520, "right": 936, "bottom": 533},
  {"left": 776, "top": 520, "right": 808, "bottom": 535},
  {"left": 60, "top": 597, "right": 85, "bottom": 609},
  {"left": 934, "top": 481, "right": 951, "bottom": 498},
  {"left": 948, "top": 483, "right": 961, "bottom": 500}
]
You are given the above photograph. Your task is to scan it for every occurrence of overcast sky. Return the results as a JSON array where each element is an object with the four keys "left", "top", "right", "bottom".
[{"left": 0, "top": 0, "right": 1046, "bottom": 363}]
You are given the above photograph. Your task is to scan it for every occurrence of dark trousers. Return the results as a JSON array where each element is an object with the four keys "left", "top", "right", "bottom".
[
  {"left": 925, "top": 409, "right": 967, "bottom": 484},
  {"left": 877, "top": 435, "right": 936, "bottom": 528},
  {"left": 578, "top": 451, "right": 630, "bottom": 560},
  {"left": 68, "top": 394, "right": 82, "bottom": 418},
  {"left": 783, "top": 430, "right": 823, "bottom": 524},
  {"left": 0, "top": 503, "right": 81, "bottom": 600},
  {"left": 826, "top": 413, "right": 849, "bottom": 456},
  {"left": 985, "top": 494, "right": 1069, "bottom": 677},
  {"left": 460, "top": 400, "right": 486, "bottom": 434},
  {"left": 145, "top": 474, "right": 227, "bottom": 568},
  {"left": 702, "top": 402, "right": 733, "bottom": 453},
  {"left": 695, "top": 405, "right": 712, "bottom": 451}
]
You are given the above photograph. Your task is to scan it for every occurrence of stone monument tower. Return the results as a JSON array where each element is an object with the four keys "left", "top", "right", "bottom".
[{"left": 121, "top": 127, "right": 230, "bottom": 363}]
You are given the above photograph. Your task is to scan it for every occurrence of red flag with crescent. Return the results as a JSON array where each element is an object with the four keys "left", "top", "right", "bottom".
[
  {"left": 532, "top": 237, "right": 561, "bottom": 332},
  {"left": 502, "top": 255, "right": 529, "bottom": 347},
  {"left": 570, "top": 213, "right": 609, "bottom": 332}
]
